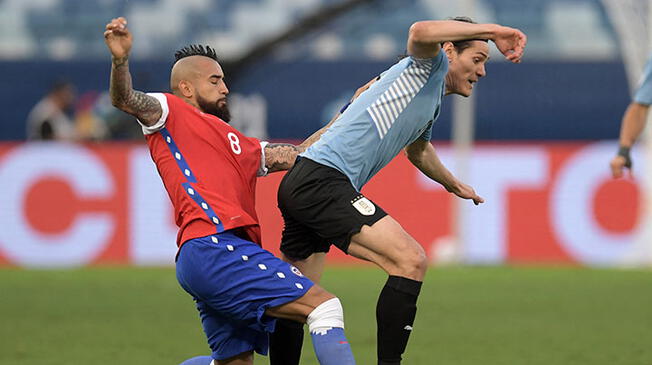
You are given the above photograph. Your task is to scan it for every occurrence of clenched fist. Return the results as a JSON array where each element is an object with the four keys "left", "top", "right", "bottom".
[{"left": 104, "top": 17, "right": 132, "bottom": 59}]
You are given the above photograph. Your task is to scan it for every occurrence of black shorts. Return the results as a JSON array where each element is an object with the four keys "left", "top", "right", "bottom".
[{"left": 278, "top": 157, "right": 387, "bottom": 260}]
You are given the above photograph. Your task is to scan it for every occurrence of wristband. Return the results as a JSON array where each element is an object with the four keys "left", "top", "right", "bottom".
[{"left": 617, "top": 145, "right": 632, "bottom": 168}]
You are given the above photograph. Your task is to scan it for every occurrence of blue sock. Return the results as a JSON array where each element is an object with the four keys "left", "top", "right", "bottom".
[
  {"left": 310, "top": 327, "right": 356, "bottom": 365},
  {"left": 178, "top": 355, "right": 213, "bottom": 365}
]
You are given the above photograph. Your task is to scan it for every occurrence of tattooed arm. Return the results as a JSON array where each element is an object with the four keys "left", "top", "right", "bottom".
[
  {"left": 104, "top": 17, "right": 162, "bottom": 125},
  {"left": 264, "top": 143, "right": 303, "bottom": 173}
]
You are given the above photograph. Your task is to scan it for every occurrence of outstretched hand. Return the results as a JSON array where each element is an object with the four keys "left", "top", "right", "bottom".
[
  {"left": 448, "top": 182, "right": 485, "bottom": 206},
  {"left": 493, "top": 25, "right": 527, "bottom": 63},
  {"left": 104, "top": 17, "right": 132, "bottom": 59}
]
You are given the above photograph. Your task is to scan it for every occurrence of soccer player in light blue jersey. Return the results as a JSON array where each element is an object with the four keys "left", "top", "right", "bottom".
[
  {"left": 270, "top": 17, "right": 527, "bottom": 365},
  {"left": 610, "top": 51, "right": 652, "bottom": 178}
]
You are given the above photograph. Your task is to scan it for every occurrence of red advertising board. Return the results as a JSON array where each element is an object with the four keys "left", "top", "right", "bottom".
[{"left": 0, "top": 141, "right": 646, "bottom": 267}]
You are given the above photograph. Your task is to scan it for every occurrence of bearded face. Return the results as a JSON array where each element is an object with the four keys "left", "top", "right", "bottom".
[{"left": 197, "top": 93, "right": 231, "bottom": 122}]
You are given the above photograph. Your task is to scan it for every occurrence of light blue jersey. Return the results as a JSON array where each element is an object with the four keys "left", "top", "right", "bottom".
[
  {"left": 302, "top": 52, "right": 448, "bottom": 191},
  {"left": 634, "top": 51, "right": 652, "bottom": 105}
]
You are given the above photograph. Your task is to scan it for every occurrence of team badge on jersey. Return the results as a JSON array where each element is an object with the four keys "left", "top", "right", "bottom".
[
  {"left": 351, "top": 195, "right": 376, "bottom": 216},
  {"left": 290, "top": 266, "right": 304, "bottom": 277}
]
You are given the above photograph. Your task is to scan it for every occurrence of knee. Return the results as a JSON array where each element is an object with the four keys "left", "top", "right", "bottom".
[
  {"left": 394, "top": 244, "right": 428, "bottom": 279},
  {"left": 307, "top": 297, "right": 345, "bottom": 335}
]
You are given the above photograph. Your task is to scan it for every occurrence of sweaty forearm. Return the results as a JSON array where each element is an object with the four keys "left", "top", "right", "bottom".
[
  {"left": 619, "top": 103, "right": 649, "bottom": 147},
  {"left": 414, "top": 157, "right": 457, "bottom": 191},
  {"left": 407, "top": 145, "right": 457, "bottom": 191},
  {"left": 409, "top": 20, "right": 497, "bottom": 45}
]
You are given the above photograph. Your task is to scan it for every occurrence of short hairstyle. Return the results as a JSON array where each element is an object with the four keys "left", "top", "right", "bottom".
[
  {"left": 49, "top": 79, "right": 73, "bottom": 93},
  {"left": 174, "top": 44, "right": 218, "bottom": 63},
  {"left": 447, "top": 16, "right": 488, "bottom": 54}
]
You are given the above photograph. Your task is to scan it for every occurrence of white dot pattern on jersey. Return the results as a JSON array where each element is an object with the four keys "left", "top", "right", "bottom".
[
  {"left": 211, "top": 236, "right": 218, "bottom": 244},
  {"left": 219, "top": 245, "right": 304, "bottom": 291},
  {"left": 160, "top": 129, "right": 224, "bottom": 234}
]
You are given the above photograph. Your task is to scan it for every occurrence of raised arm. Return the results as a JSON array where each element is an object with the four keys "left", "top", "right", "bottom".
[
  {"left": 405, "top": 139, "right": 484, "bottom": 205},
  {"left": 407, "top": 20, "right": 526, "bottom": 62},
  {"left": 263, "top": 76, "right": 378, "bottom": 173},
  {"left": 104, "top": 17, "right": 162, "bottom": 126}
]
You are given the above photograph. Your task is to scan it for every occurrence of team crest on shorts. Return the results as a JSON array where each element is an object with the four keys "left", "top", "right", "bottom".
[
  {"left": 351, "top": 195, "right": 376, "bottom": 216},
  {"left": 290, "top": 266, "right": 304, "bottom": 277}
]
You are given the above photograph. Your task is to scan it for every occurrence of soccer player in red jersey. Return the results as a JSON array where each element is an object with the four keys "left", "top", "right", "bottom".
[{"left": 104, "top": 17, "right": 355, "bottom": 365}]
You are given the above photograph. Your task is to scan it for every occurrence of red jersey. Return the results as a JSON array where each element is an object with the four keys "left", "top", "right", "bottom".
[{"left": 141, "top": 93, "right": 266, "bottom": 247}]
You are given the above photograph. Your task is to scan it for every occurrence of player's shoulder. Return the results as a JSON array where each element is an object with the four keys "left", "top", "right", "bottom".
[
  {"left": 409, "top": 52, "right": 445, "bottom": 69},
  {"left": 147, "top": 92, "right": 193, "bottom": 110},
  {"left": 143, "top": 92, "right": 184, "bottom": 115},
  {"left": 381, "top": 52, "right": 445, "bottom": 79},
  {"left": 159, "top": 92, "right": 188, "bottom": 109}
]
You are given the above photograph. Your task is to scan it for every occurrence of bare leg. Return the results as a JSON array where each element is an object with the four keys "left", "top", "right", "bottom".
[
  {"left": 281, "top": 252, "right": 327, "bottom": 283},
  {"left": 348, "top": 215, "right": 427, "bottom": 365},
  {"left": 266, "top": 285, "right": 334, "bottom": 321},
  {"left": 348, "top": 215, "right": 427, "bottom": 281}
]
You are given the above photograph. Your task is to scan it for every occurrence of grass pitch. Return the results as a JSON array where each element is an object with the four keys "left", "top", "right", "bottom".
[{"left": 0, "top": 266, "right": 650, "bottom": 365}]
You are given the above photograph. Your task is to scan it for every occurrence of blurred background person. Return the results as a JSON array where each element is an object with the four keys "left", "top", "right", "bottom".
[{"left": 26, "top": 80, "right": 77, "bottom": 141}]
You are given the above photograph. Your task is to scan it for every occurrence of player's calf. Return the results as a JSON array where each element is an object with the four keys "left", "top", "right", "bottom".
[
  {"left": 269, "top": 318, "right": 304, "bottom": 365},
  {"left": 376, "top": 275, "right": 422, "bottom": 365}
]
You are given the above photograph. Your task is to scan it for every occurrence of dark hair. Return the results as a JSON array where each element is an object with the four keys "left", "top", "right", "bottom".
[
  {"left": 174, "top": 44, "right": 218, "bottom": 63},
  {"left": 49, "top": 79, "right": 73, "bottom": 93},
  {"left": 446, "top": 16, "right": 488, "bottom": 54}
]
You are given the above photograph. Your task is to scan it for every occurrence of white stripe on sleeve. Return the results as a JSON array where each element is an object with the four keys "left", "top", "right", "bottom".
[{"left": 139, "top": 93, "right": 170, "bottom": 135}]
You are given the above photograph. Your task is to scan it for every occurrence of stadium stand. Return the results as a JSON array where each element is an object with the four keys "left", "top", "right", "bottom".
[{"left": 0, "top": 0, "right": 632, "bottom": 140}]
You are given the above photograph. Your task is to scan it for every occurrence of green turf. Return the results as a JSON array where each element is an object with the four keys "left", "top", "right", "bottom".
[{"left": 0, "top": 266, "right": 651, "bottom": 364}]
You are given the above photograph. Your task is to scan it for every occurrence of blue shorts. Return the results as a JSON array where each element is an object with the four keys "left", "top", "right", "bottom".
[{"left": 176, "top": 231, "right": 314, "bottom": 361}]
